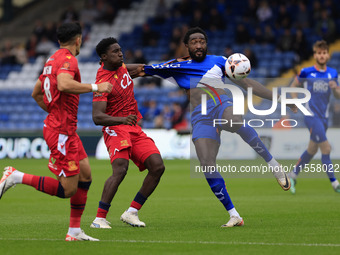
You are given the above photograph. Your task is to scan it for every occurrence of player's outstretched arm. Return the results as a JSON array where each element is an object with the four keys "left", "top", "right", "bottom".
[
  {"left": 330, "top": 80, "right": 340, "bottom": 99},
  {"left": 32, "top": 79, "right": 48, "bottom": 112},
  {"left": 57, "top": 73, "right": 113, "bottom": 94},
  {"left": 289, "top": 76, "right": 301, "bottom": 99},
  {"left": 126, "top": 64, "right": 145, "bottom": 78},
  {"left": 234, "top": 77, "right": 298, "bottom": 113},
  {"left": 233, "top": 77, "right": 273, "bottom": 100},
  {"left": 92, "top": 101, "right": 137, "bottom": 126}
]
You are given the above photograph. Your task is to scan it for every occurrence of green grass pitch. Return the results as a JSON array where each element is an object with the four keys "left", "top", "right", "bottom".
[{"left": 0, "top": 158, "right": 340, "bottom": 255}]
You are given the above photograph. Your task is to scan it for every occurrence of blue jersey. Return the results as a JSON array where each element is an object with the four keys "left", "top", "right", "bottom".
[
  {"left": 144, "top": 55, "right": 227, "bottom": 89},
  {"left": 298, "top": 65, "right": 338, "bottom": 119}
]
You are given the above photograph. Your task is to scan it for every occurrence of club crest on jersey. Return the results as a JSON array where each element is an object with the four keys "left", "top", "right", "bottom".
[
  {"left": 61, "top": 62, "right": 70, "bottom": 70},
  {"left": 68, "top": 161, "right": 78, "bottom": 171},
  {"left": 120, "top": 140, "right": 129, "bottom": 146}
]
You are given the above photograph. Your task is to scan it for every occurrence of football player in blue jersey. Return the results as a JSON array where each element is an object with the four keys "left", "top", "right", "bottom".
[
  {"left": 288, "top": 40, "right": 340, "bottom": 194},
  {"left": 141, "top": 27, "right": 297, "bottom": 227}
]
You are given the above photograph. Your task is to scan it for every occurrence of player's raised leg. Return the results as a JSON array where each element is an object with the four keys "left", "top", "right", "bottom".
[
  {"left": 194, "top": 138, "right": 243, "bottom": 227},
  {"left": 121, "top": 153, "right": 165, "bottom": 227},
  {"left": 221, "top": 106, "right": 290, "bottom": 191}
]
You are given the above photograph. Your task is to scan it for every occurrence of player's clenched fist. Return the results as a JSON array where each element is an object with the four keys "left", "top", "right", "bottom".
[
  {"left": 98, "top": 82, "right": 113, "bottom": 93},
  {"left": 123, "top": 115, "right": 137, "bottom": 126}
]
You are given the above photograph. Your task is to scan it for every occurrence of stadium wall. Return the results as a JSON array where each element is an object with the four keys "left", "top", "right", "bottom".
[{"left": 1, "top": 129, "right": 340, "bottom": 160}]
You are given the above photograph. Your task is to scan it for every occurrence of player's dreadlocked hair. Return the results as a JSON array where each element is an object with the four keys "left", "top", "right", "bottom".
[
  {"left": 183, "top": 27, "right": 208, "bottom": 44},
  {"left": 57, "top": 22, "right": 82, "bottom": 44},
  {"left": 96, "top": 37, "right": 119, "bottom": 65}
]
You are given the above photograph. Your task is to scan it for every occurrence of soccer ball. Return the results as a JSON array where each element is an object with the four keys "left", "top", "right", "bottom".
[{"left": 225, "top": 53, "right": 251, "bottom": 80}]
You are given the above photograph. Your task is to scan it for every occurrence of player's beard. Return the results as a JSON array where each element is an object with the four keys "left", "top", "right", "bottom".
[{"left": 189, "top": 48, "right": 207, "bottom": 62}]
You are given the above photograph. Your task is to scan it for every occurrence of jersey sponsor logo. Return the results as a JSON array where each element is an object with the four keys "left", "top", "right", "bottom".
[
  {"left": 313, "top": 80, "right": 329, "bottom": 93},
  {"left": 68, "top": 161, "right": 78, "bottom": 171},
  {"left": 151, "top": 63, "right": 181, "bottom": 69},
  {"left": 105, "top": 127, "right": 117, "bottom": 136},
  {"left": 43, "top": 66, "right": 52, "bottom": 75},
  {"left": 120, "top": 140, "right": 129, "bottom": 146},
  {"left": 61, "top": 62, "right": 70, "bottom": 70}
]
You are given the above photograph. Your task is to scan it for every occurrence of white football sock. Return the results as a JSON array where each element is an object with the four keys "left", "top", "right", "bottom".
[
  {"left": 68, "top": 227, "right": 81, "bottom": 236},
  {"left": 332, "top": 179, "right": 339, "bottom": 189},
  {"left": 11, "top": 170, "right": 24, "bottom": 184},
  {"left": 127, "top": 207, "right": 138, "bottom": 213},
  {"left": 228, "top": 208, "right": 240, "bottom": 218}
]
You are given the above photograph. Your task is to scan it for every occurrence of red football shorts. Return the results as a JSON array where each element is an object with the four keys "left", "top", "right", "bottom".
[
  {"left": 103, "top": 125, "right": 160, "bottom": 171},
  {"left": 43, "top": 126, "right": 88, "bottom": 177}
]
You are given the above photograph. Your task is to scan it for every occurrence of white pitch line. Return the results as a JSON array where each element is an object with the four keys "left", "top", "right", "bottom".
[{"left": 0, "top": 238, "right": 340, "bottom": 247}]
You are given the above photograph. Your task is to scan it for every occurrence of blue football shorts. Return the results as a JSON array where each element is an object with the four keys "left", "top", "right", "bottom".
[
  {"left": 304, "top": 116, "right": 328, "bottom": 143},
  {"left": 191, "top": 94, "right": 233, "bottom": 144}
]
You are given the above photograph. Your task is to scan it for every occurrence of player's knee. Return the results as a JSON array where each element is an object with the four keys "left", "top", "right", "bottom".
[
  {"left": 199, "top": 158, "right": 215, "bottom": 167},
  {"left": 112, "top": 160, "right": 129, "bottom": 179},
  {"left": 322, "top": 145, "right": 331, "bottom": 155},
  {"left": 64, "top": 186, "right": 78, "bottom": 198},
  {"left": 150, "top": 163, "right": 165, "bottom": 178}
]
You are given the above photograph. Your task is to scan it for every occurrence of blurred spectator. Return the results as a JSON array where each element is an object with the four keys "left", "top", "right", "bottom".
[
  {"left": 208, "top": 8, "right": 225, "bottom": 31},
  {"left": 277, "top": 28, "right": 294, "bottom": 52},
  {"left": 244, "top": 48, "right": 258, "bottom": 68},
  {"left": 154, "top": 0, "right": 169, "bottom": 24},
  {"left": 292, "top": 28, "right": 310, "bottom": 62},
  {"left": 134, "top": 49, "right": 147, "bottom": 63},
  {"left": 275, "top": 4, "right": 292, "bottom": 29},
  {"left": 161, "top": 104, "right": 174, "bottom": 129},
  {"left": 32, "top": 19, "right": 45, "bottom": 41},
  {"left": 295, "top": 1, "right": 310, "bottom": 29},
  {"left": 141, "top": 23, "right": 159, "bottom": 47},
  {"left": 36, "top": 36, "right": 56, "bottom": 57},
  {"left": 235, "top": 24, "right": 251, "bottom": 44},
  {"left": 262, "top": 25, "right": 275, "bottom": 44},
  {"left": 190, "top": 9, "right": 207, "bottom": 29},
  {"left": 1, "top": 40, "right": 16, "bottom": 65},
  {"left": 252, "top": 26, "right": 264, "bottom": 44},
  {"left": 311, "top": 1, "right": 322, "bottom": 26},
  {"left": 97, "top": 4, "right": 116, "bottom": 24},
  {"left": 315, "top": 8, "right": 336, "bottom": 42},
  {"left": 176, "top": 0, "right": 191, "bottom": 16},
  {"left": 244, "top": 0, "right": 258, "bottom": 23},
  {"left": 171, "top": 102, "right": 187, "bottom": 131},
  {"left": 12, "top": 43, "right": 28, "bottom": 65},
  {"left": 256, "top": 0, "right": 273, "bottom": 23},
  {"left": 25, "top": 34, "right": 38, "bottom": 59},
  {"left": 44, "top": 21, "right": 57, "bottom": 43},
  {"left": 60, "top": 5, "right": 79, "bottom": 23},
  {"left": 80, "top": 1, "right": 99, "bottom": 27}
]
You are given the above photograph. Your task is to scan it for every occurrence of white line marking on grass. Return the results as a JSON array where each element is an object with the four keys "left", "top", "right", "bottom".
[{"left": 0, "top": 238, "right": 340, "bottom": 247}]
